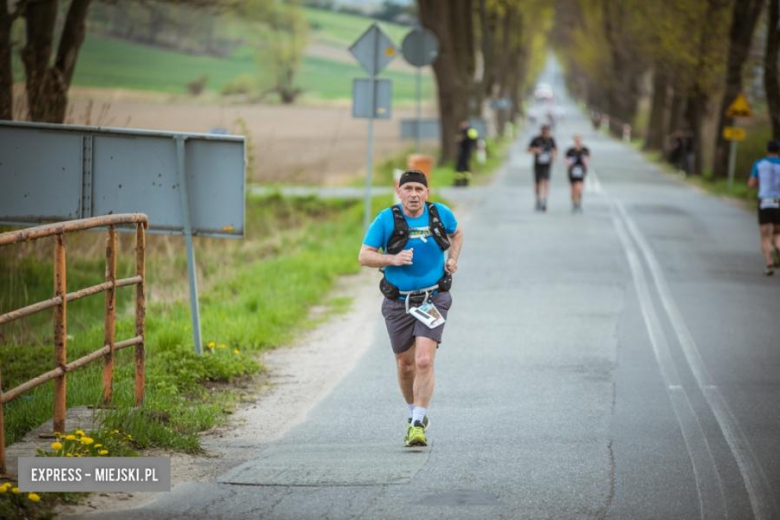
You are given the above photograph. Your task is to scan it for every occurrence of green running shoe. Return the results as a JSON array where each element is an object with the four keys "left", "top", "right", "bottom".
[
  {"left": 404, "top": 421, "right": 428, "bottom": 447},
  {"left": 407, "top": 415, "right": 430, "bottom": 431}
]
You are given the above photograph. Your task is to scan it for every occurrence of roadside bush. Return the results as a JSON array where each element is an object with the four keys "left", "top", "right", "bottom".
[
  {"left": 186, "top": 74, "right": 209, "bottom": 96},
  {"left": 220, "top": 75, "right": 255, "bottom": 96}
]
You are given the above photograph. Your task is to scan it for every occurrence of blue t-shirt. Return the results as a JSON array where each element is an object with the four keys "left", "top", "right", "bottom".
[
  {"left": 750, "top": 157, "right": 780, "bottom": 199},
  {"left": 363, "top": 203, "right": 458, "bottom": 291}
]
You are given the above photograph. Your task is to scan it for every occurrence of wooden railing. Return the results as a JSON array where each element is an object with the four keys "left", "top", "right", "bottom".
[{"left": 0, "top": 214, "right": 148, "bottom": 474}]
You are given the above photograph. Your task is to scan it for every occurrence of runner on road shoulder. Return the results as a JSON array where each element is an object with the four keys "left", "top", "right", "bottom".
[
  {"left": 565, "top": 135, "right": 590, "bottom": 213},
  {"left": 528, "top": 125, "right": 557, "bottom": 212},
  {"left": 358, "top": 170, "right": 464, "bottom": 447},
  {"left": 747, "top": 140, "right": 780, "bottom": 276}
]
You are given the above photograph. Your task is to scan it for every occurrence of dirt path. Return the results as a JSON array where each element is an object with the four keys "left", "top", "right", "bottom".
[
  {"left": 65, "top": 89, "right": 438, "bottom": 185},
  {"left": 57, "top": 269, "right": 382, "bottom": 517}
]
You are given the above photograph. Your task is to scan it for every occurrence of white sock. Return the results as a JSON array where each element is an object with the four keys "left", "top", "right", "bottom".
[
  {"left": 407, "top": 403, "right": 414, "bottom": 421},
  {"left": 412, "top": 406, "right": 427, "bottom": 425}
]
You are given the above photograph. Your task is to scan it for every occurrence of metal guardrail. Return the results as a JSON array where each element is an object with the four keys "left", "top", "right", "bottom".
[{"left": 0, "top": 213, "right": 149, "bottom": 474}]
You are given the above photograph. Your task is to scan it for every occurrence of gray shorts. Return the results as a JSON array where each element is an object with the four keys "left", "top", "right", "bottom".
[{"left": 381, "top": 291, "right": 453, "bottom": 354}]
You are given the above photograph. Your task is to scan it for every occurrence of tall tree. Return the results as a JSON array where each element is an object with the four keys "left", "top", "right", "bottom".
[
  {"left": 418, "top": 0, "right": 476, "bottom": 164},
  {"left": 713, "top": 0, "right": 765, "bottom": 178},
  {"left": 766, "top": 0, "right": 780, "bottom": 139}
]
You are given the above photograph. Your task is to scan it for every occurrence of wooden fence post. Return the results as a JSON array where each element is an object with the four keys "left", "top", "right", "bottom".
[
  {"left": 102, "top": 226, "right": 117, "bottom": 404},
  {"left": 53, "top": 234, "right": 67, "bottom": 434}
]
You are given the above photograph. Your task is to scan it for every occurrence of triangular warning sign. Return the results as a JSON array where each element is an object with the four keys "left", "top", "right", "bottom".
[{"left": 726, "top": 93, "right": 752, "bottom": 117}]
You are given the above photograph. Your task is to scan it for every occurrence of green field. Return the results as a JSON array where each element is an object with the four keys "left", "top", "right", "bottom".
[
  {"left": 304, "top": 7, "right": 411, "bottom": 46},
  {"left": 11, "top": 7, "right": 433, "bottom": 102}
]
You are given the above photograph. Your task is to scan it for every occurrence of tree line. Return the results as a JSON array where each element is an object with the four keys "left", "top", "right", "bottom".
[
  {"left": 553, "top": 0, "right": 779, "bottom": 177},
  {"left": 418, "top": 0, "right": 552, "bottom": 163}
]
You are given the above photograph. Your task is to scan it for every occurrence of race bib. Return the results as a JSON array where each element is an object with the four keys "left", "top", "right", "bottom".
[
  {"left": 759, "top": 198, "right": 780, "bottom": 209},
  {"left": 408, "top": 302, "right": 446, "bottom": 329},
  {"left": 538, "top": 152, "right": 551, "bottom": 164},
  {"left": 571, "top": 165, "right": 584, "bottom": 178}
]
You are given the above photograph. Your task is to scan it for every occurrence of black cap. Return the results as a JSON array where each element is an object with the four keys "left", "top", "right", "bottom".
[
  {"left": 767, "top": 140, "right": 780, "bottom": 153},
  {"left": 399, "top": 169, "right": 428, "bottom": 187}
]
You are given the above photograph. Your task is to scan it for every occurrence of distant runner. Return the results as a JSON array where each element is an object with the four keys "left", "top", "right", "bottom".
[
  {"left": 358, "top": 170, "right": 464, "bottom": 447},
  {"left": 747, "top": 140, "right": 780, "bottom": 276},
  {"left": 454, "top": 121, "right": 478, "bottom": 187},
  {"left": 528, "top": 125, "right": 557, "bottom": 211},
  {"left": 565, "top": 135, "right": 590, "bottom": 213}
]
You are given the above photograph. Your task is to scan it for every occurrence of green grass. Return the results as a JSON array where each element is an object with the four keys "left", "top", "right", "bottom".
[
  {"left": 0, "top": 193, "right": 395, "bottom": 451},
  {"left": 303, "top": 7, "right": 411, "bottom": 47},
  {"left": 11, "top": 34, "right": 434, "bottom": 101}
]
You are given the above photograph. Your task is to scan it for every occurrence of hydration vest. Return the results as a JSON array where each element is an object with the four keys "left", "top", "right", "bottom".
[{"left": 380, "top": 203, "right": 452, "bottom": 300}]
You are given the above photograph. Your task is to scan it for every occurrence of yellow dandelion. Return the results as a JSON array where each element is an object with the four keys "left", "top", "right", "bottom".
[
  {"left": 233, "top": 348, "right": 240, "bottom": 354},
  {"left": 65, "top": 434, "right": 76, "bottom": 441},
  {"left": 28, "top": 492, "right": 41, "bottom": 502},
  {"left": 99, "top": 450, "right": 109, "bottom": 456},
  {"left": 65, "top": 453, "right": 73, "bottom": 457},
  {"left": 112, "top": 429, "right": 119, "bottom": 434},
  {"left": 75, "top": 430, "right": 85, "bottom": 436},
  {"left": 0, "top": 483, "right": 10, "bottom": 493},
  {"left": 51, "top": 442, "right": 63, "bottom": 450},
  {"left": 126, "top": 434, "right": 133, "bottom": 440},
  {"left": 12, "top": 487, "right": 20, "bottom": 494},
  {"left": 80, "top": 437, "right": 94, "bottom": 445},
  {"left": 207, "top": 341, "right": 216, "bottom": 348},
  {"left": 94, "top": 444, "right": 102, "bottom": 448}
]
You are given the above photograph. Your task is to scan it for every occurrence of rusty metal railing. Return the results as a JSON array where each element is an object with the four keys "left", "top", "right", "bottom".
[{"left": 0, "top": 214, "right": 148, "bottom": 474}]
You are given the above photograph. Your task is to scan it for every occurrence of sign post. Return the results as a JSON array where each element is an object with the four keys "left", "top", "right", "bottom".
[
  {"left": 401, "top": 27, "right": 439, "bottom": 153},
  {"left": 724, "top": 93, "right": 753, "bottom": 190},
  {"left": 350, "top": 24, "right": 397, "bottom": 230}
]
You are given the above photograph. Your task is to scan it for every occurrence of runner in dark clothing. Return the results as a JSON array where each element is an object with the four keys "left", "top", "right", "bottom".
[
  {"left": 565, "top": 134, "right": 590, "bottom": 213},
  {"left": 527, "top": 125, "right": 557, "bottom": 211}
]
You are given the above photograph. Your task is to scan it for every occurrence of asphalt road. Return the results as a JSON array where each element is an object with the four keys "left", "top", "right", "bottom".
[{"left": 70, "top": 62, "right": 780, "bottom": 520}]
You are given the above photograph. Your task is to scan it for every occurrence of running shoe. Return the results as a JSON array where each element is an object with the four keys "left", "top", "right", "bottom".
[
  {"left": 404, "top": 421, "right": 428, "bottom": 447},
  {"left": 765, "top": 265, "right": 775, "bottom": 277},
  {"left": 407, "top": 415, "right": 430, "bottom": 431}
]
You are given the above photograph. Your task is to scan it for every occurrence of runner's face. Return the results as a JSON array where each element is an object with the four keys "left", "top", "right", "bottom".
[{"left": 398, "top": 182, "right": 428, "bottom": 214}]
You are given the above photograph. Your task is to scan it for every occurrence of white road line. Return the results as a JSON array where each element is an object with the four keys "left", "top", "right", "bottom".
[
  {"left": 615, "top": 201, "right": 779, "bottom": 520},
  {"left": 611, "top": 210, "right": 727, "bottom": 520},
  {"left": 587, "top": 166, "right": 603, "bottom": 194}
]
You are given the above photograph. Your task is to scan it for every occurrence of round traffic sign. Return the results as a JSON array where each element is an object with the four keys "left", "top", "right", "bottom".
[{"left": 402, "top": 28, "right": 439, "bottom": 67}]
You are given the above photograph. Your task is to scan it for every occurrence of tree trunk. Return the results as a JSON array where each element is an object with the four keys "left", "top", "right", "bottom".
[
  {"left": 22, "top": 0, "right": 92, "bottom": 123},
  {"left": 685, "top": 90, "right": 706, "bottom": 176},
  {"left": 644, "top": 68, "right": 669, "bottom": 151},
  {"left": 0, "top": 0, "right": 13, "bottom": 120},
  {"left": 713, "top": 0, "right": 765, "bottom": 178},
  {"left": 21, "top": 0, "right": 59, "bottom": 122},
  {"left": 418, "top": 0, "right": 475, "bottom": 165},
  {"left": 766, "top": 0, "right": 780, "bottom": 139},
  {"left": 668, "top": 90, "right": 685, "bottom": 135}
]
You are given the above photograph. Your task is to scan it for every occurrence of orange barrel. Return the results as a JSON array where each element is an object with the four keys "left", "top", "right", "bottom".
[{"left": 406, "top": 154, "right": 433, "bottom": 180}]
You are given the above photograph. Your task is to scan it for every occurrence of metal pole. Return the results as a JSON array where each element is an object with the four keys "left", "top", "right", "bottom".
[
  {"left": 363, "top": 76, "right": 375, "bottom": 231},
  {"left": 175, "top": 136, "right": 203, "bottom": 355},
  {"left": 415, "top": 66, "right": 422, "bottom": 153},
  {"left": 727, "top": 140, "right": 738, "bottom": 190}
]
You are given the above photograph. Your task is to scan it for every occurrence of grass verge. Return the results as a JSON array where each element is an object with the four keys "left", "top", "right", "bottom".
[{"left": 0, "top": 192, "right": 395, "bottom": 449}]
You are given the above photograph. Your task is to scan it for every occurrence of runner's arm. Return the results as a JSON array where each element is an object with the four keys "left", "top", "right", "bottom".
[
  {"left": 359, "top": 245, "right": 413, "bottom": 268},
  {"left": 747, "top": 161, "right": 759, "bottom": 188},
  {"left": 445, "top": 229, "right": 463, "bottom": 274}
]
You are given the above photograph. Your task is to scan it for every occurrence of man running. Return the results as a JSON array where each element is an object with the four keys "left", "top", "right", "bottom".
[
  {"left": 565, "top": 134, "right": 591, "bottom": 212},
  {"left": 528, "top": 124, "right": 557, "bottom": 211},
  {"left": 358, "top": 170, "right": 464, "bottom": 447},
  {"left": 747, "top": 140, "right": 780, "bottom": 276}
]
